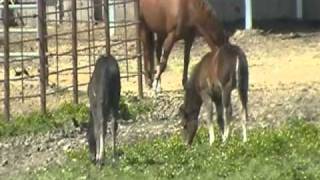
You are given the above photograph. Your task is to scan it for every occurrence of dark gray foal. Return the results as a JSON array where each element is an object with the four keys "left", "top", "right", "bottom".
[
  {"left": 179, "top": 43, "right": 249, "bottom": 145},
  {"left": 87, "top": 55, "right": 121, "bottom": 165}
]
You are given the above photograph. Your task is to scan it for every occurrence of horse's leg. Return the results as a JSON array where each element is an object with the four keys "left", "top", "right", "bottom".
[
  {"left": 238, "top": 87, "right": 248, "bottom": 142},
  {"left": 154, "top": 35, "right": 165, "bottom": 92},
  {"left": 140, "top": 23, "right": 155, "bottom": 88},
  {"left": 156, "top": 35, "right": 165, "bottom": 64},
  {"left": 154, "top": 32, "right": 177, "bottom": 93},
  {"left": 95, "top": 103, "right": 106, "bottom": 167},
  {"left": 221, "top": 88, "right": 232, "bottom": 143},
  {"left": 110, "top": 111, "right": 118, "bottom": 162},
  {"left": 87, "top": 111, "right": 96, "bottom": 163},
  {"left": 214, "top": 100, "right": 224, "bottom": 142},
  {"left": 15, "top": 10, "right": 25, "bottom": 26},
  {"left": 201, "top": 92, "right": 214, "bottom": 145},
  {"left": 182, "top": 35, "right": 195, "bottom": 89}
]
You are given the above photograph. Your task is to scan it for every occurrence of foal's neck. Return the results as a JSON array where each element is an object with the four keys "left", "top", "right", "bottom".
[{"left": 184, "top": 83, "right": 202, "bottom": 118}]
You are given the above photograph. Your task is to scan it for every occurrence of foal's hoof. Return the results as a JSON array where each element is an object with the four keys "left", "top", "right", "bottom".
[
  {"left": 243, "top": 137, "right": 248, "bottom": 143},
  {"left": 89, "top": 156, "right": 96, "bottom": 164},
  {"left": 96, "top": 159, "right": 105, "bottom": 168}
]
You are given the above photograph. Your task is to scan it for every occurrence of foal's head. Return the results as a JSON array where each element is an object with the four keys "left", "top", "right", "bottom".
[{"left": 179, "top": 104, "right": 199, "bottom": 145}]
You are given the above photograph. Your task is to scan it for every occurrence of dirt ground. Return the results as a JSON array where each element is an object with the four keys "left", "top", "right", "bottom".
[{"left": 1, "top": 23, "right": 320, "bottom": 177}]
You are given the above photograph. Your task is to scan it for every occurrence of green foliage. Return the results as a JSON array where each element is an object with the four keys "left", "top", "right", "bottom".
[
  {"left": 119, "top": 92, "right": 153, "bottom": 121},
  {"left": 0, "top": 103, "right": 88, "bottom": 137},
  {"left": 29, "top": 119, "right": 320, "bottom": 179},
  {"left": 0, "top": 93, "right": 153, "bottom": 137}
]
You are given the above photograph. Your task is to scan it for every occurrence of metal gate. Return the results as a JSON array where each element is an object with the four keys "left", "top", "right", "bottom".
[{"left": 0, "top": 0, "right": 143, "bottom": 121}]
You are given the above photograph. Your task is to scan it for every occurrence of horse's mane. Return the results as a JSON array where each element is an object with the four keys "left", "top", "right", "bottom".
[{"left": 196, "top": 0, "right": 217, "bottom": 18}]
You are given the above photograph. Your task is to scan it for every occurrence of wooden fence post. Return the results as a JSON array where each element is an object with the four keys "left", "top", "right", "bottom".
[
  {"left": 3, "top": 0, "right": 10, "bottom": 120},
  {"left": 71, "top": 0, "right": 78, "bottom": 104},
  {"left": 37, "top": 0, "right": 48, "bottom": 114}
]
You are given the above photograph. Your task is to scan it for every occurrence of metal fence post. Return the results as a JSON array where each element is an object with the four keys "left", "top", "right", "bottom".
[
  {"left": 37, "top": 0, "right": 47, "bottom": 114},
  {"left": 103, "top": 0, "right": 110, "bottom": 55},
  {"left": 3, "top": 0, "right": 10, "bottom": 121},
  {"left": 71, "top": 0, "right": 78, "bottom": 104},
  {"left": 296, "top": 0, "right": 303, "bottom": 20},
  {"left": 245, "top": 0, "right": 253, "bottom": 30},
  {"left": 134, "top": 0, "right": 143, "bottom": 98}
]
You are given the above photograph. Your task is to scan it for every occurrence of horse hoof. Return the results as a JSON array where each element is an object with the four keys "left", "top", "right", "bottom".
[
  {"left": 152, "top": 90, "right": 158, "bottom": 98},
  {"left": 222, "top": 135, "right": 227, "bottom": 143},
  {"left": 209, "top": 138, "right": 215, "bottom": 146},
  {"left": 89, "top": 155, "right": 96, "bottom": 164},
  {"left": 96, "top": 159, "right": 105, "bottom": 168},
  {"left": 152, "top": 81, "right": 157, "bottom": 91},
  {"left": 156, "top": 86, "right": 162, "bottom": 94},
  {"left": 155, "top": 80, "right": 162, "bottom": 93},
  {"left": 243, "top": 137, "right": 248, "bottom": 143}
]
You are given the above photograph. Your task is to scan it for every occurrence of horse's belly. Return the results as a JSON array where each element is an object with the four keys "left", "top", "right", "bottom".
[
  {"left": 140, "top": 0, "right": 180, "bottom": 34},
  {"left": 143, "top": 15, "right": 169, "bottom": 33}
]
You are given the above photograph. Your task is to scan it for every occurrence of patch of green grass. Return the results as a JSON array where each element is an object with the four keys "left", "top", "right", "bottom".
[
  {"left": 0, "top": 93, "right": 153, "bottom": 138},
  {"left": 28, "top": 119, "right": 320, "bottom": 179},
  {"left": 119, "top": 92, "right": 154, "bottom": 121},
  {"left": 0, "top": 103, "right": 88, "bottom": 137}
]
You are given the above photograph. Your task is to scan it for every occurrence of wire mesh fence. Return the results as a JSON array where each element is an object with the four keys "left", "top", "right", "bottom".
[{"left": 0, "top": 0, "right": 143, "bottom": 121}]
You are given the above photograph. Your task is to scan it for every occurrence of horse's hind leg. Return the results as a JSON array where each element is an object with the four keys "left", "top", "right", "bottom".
[
  {"left": 201, "top": 93, "right": 215, "bottom": 145},
  {"left": 154, "top": 32, "right": 177, "bottom": 93},
  {"left": 153, "top": 35, "right": 164, "bottom": 92},
  {"left": 182, "top": 36, "right": 194, "bottom": 90},
  {"left": 110, "top": 111, "right": 118, "bottom": 162},
  {"left": 87, "top": 111, "right": 96, "bottom": 163},
  {"left": 214, "top": 100, "right": 224, "bottom": 142},
  {"left": 221, "top": 88, "right": 232, "bottom": 143},
  {"left": 95, "top": 104, "right": 106, "bottom": 166},
  {"left": 238, "top": 88, "right": 248, "bottom": 142},
  {"left": 156, "top": 35, "right": 165, "bottom": 65},
  {"left": 140, "top": 23, "right": 155, "bottom": 88}
]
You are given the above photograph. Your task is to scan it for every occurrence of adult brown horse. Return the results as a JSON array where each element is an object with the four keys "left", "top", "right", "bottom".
[{"left": 139, "top": 0, "right": 228, "bottom": 93}]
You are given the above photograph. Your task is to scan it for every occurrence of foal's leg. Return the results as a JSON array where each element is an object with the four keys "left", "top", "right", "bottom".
[
  {"left": 15, "top": 10, "right": 25, "bottom": 26},
  {"left": 140, "top": 24, "right": 155, "bottom": 88},
  {"left": 95, "top": 103, "right": 106, "bottom": 166},
  {"left": 87, "top": 111, "right": 96, "bottom": 163},
  {"left": 214, "top": 100, "right": 224, "bottom": 142},
  {"left": 110, "top": 111, "right": 118, "bottom": 162},
  {"left": 182, "top": 36, "right": 194, "bottom": 90},
  {"left": 221, "top": 88, "right": 232, "bottom": 143},
  {"left": 154, "top": 32, "right": 177, "bottom": 93},
  {"left": 201, "top": 93, "right": 214, "bottom": 145},
  {"left": 238, "top": 88, "right": 248, "bottom": 142}
]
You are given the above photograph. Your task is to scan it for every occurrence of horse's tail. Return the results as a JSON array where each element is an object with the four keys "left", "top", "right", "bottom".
[{"left": 235, "top": 51, "right": 249, "bottom": 93}]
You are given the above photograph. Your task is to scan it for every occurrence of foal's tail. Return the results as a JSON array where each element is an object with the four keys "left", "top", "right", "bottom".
[
  {"left": 235, "top": 48, "right": 249, "bottom": 142},
  {"left": 235, "top": 51, "right": 249, "bottom": 93}
]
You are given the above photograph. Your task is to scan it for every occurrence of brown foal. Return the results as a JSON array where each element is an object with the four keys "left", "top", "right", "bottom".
[{"left": 179, "top": 43, "right": 249, "bottom": 145}]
